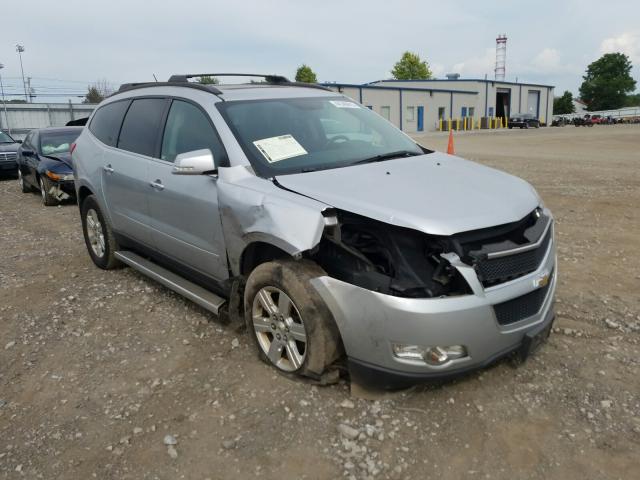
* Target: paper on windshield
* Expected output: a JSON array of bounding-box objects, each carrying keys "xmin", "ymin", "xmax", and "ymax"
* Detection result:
[
  {"xmin": 329, "ymin": 100, "xmax": 360, "ymax": 109},
  {"xmin": 253, "ymin": 134, "xmax": 308, "ymax": 163}
]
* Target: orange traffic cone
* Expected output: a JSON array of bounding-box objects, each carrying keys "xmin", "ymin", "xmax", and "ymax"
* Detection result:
[{"xmin": 447, "ymin": 128, "xmax": 455, "ymax": 155}]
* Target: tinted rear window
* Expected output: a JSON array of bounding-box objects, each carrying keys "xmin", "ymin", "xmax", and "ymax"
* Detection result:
[
  {"xmin": 89, "ymin": 100, "xmax": 130, "ymax": 147},
  {"xmin": 118, "ymin": 98, "xmax": 167, "ymax": 157}
]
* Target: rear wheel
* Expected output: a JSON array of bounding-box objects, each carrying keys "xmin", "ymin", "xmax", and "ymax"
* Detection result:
[
  {"xmin": 80, "ymin": 194, "xmax": 121, "ymax": 269},
  {"xmin": 39, "ymin": 176, "xmax": 58, "ymax": 206},
  {"xmin": 244, "ymin": 259, "xmax": 342, "ymax": 379}
]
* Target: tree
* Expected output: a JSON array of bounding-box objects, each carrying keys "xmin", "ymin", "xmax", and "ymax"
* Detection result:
[
  {"xmin": 197, "ymin": 75, "xmax": 219, "ymax": 85},
  {"xmin": 553, "ymin": 91, "xmax": 575, "ymax": 114},
  {"xmin": 295, "ymin": 64, "xmax": 318, "ymax": 83},
  {"xmin": 579, "ymin": 53, "xmax": 636, "ymax": 111},
  {"xmin": 624, "ymin": 93, "xmax": 640, "ymax": 107},
  {"xmin": 391, "ymin": 52, "xmax": 433, "ymax": 80},
  {"xmin": 83, "ymin": 79, "xmax": 112, "ymax": 104}
]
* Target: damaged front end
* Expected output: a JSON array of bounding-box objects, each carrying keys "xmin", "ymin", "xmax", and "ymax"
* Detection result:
[
  {"xmin": 306, "ymin": 206, "xmax": 551, "ymax": 300},
  {"xmin": 307, "ymin": 210, "xmax": 472, "ymax": 299}
]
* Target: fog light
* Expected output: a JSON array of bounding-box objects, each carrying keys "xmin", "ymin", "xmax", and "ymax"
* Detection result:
[
  {"xmin": 423, "ymin": 345, "xmax": 467, "ymax": 366},
  {"xmin": 392, "ymin": 344, "xmax": 425, "ymax": 361}
]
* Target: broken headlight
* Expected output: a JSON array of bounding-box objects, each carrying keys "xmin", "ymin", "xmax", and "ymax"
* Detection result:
[{"xmin": 310, "ymin": 211, "xmax": 471, "ymax": 298}]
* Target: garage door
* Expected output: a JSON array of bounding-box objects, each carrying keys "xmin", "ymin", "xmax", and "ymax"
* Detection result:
[{"xmin": 527, "ymin": 90, "xmax": 540, "ymax": 118}]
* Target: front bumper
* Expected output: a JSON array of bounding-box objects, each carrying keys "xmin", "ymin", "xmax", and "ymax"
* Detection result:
[
  {"xmin": 0, "ymin": 160, "xmax": 18, "ymax": 172},
  {"xmin": 47, "ymin": 179, "xmax": 76, "ymax": 200},
  {"xmin": 311, "ymin": 229, "xmax": 556, "ymax": 387}
]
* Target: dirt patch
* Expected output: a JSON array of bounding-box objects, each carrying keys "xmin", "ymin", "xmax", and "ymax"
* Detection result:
[{"xmin": 1, "ymin": 125, "xmax": 639, "ymax": 479}]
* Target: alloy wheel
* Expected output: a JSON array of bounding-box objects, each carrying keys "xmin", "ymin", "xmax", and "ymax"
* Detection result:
[
  {"xmin": 251, "ymin": 286, "xmax": 307, "ymax": 372},
  {"xmin": 86, "ymin": 208, "xmax": 106, "ymax": 258},
  {"xmin": 39, "ymin": 178, "xmax": 47, "ymax": 203}
]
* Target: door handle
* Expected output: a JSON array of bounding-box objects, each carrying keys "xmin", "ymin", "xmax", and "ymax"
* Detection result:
[
  {"xmin": 149, "ymin": 180, "xmax": 165, "ymax": 191},
  {"xmin": 103, "ymin": 164, "xmax": 114, "ymax": 173}
]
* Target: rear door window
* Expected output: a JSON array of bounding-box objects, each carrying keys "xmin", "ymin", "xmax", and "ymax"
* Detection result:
[
  {"xmin": 89, "ymin": 100, "xmax": 130, "ymax": 147},
  {"xmin": 118, "ymin": 98, "xmax": 167, "ymax": 157}
]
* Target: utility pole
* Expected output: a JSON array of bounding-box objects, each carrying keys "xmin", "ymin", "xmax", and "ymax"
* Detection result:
[
  {"xmin": 26, "ymin": 77, "xmax": 34, "ymax": 102},
  {"xmin": 0, "ymin": 63, "xmax": 11, "ymax": 134},
  {"xmin": 16, "ymin": 44, "xmax": 28, "ymax": 103}
]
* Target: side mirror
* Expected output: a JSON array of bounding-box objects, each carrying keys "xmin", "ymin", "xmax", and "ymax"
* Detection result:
[
  {"xmin": 16, "ymin": 139, "xmax": 23, "ymax": 144},
  {"xmin": 172, "ymin": 149, "xmax": 216, "ymax": 175}
]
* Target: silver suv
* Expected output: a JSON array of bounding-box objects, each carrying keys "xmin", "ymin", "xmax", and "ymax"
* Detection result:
[{"xmin": 72, "ymin": 73, "xmax": 556, "ymax": 388}]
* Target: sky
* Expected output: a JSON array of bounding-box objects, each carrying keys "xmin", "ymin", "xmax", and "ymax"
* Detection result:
[{"xmin": 0, "ymin": 0, "xmax": 639, "ymax": 103}]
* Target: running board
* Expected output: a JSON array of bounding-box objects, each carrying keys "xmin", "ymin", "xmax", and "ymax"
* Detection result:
[{"xmin": 114, "ymin": 251, "xmax": 226, "ymax": 315}]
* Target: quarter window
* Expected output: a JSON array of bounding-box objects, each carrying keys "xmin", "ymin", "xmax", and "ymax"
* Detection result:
[
  {"xmin": 160, "ymin": 100, "xmax": 225, "ymax": 163},
  {"xmin": 118, "ymin": 98, "xmax": 167, "ymax": 157},
  {"xmin": 89, "ymin": 100, "xmax": 130, "ymax": 147}
]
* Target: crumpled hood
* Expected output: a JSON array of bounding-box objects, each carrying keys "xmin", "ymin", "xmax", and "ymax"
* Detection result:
[
  {"xmin": 42, "ymin": 152, "xmax": 73, "ymax": 170},
  {"xmin": 275, "ymin": 152, "xmax": 540, "ymax": 236}
]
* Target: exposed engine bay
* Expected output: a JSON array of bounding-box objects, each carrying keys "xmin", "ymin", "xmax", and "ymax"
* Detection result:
[{"xmin": 308, "ymin": 208, "xmax": 549, "ymax": 298}]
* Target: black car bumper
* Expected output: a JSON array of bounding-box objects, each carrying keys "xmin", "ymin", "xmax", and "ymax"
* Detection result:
[{"xmin": 0, "ymin": 160, "xmax": 18, "ymax": 173}]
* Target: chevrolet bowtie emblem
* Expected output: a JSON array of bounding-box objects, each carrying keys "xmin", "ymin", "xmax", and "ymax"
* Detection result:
[{"xmin": 534, "ymin": 272, "xmax": 551, "ymax": 289}]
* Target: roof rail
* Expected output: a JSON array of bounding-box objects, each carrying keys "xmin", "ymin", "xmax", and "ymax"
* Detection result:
[
  {"xmin": 168, "ymin": 73, "xmax": 290, "ymax": 83},
  {"xmin": 115, "ymin": 81, "xmax": 222, "ymax": 95},
  {"xmin": 167, "ymin": 73, "xmax": 333, "ymax": 92}
]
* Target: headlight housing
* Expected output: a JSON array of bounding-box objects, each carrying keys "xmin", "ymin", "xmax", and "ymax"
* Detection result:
[{"xmin": 45, "ymin": 170, "xmax": 73, "ymax": 182}]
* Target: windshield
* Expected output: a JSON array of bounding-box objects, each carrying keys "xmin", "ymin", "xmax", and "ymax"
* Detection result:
[
  {"xmin": 217, "ymin": 97, "xmax": 424, "ymax": 176},
  {"xmin": 0, "ymin": 131, "xmax": 14, "ymax": 143},
  {"xmin": 39, "ymin": 131, "xmax": 81, "ymax": 155}
]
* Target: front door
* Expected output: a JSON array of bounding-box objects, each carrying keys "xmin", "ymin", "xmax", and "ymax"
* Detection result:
[
  {"xmin": 417, "ymin": 106, "xmax": 424, "ymax": 132},
  {"xmin": 146, "ymin": 99, "xmax": 228, "ymax": 280}
]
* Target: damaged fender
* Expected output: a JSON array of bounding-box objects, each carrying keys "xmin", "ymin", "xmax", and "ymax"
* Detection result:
[{"xmin": 217, "ymin": 166, "xmax": 331, "ymax": 276}]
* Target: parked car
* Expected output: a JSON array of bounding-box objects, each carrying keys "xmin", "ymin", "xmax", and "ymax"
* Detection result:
[
  {"xmin": 72, "ymin": 73, "xmax": 556, "ymax": 388},
  {"xmin": 0, "ymin": 130, "xmax": 21, "ymax": 176},
  {"xmin": 574, "ymin": 115, "xmax": 595, "ymax": 127},
  {"xmin": 508, "ymin": 113, "xmax": 540, "ymax": 129},
  {"xmin": 551, "ymin": 116, "xmax": 569, "ymax": 127},
  {"xmin": 17, "ymin": 127, "xmax": 83, "ymax": 205}
]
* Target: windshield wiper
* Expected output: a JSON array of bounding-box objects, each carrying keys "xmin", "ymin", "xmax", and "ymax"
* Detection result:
[{"xmin": 348, "ymin": 150, "xmax": 420, "ymax": 166}]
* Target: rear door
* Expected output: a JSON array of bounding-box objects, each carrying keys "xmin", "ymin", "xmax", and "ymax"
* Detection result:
[
  {"xmin": 146, "ymin": 99, "xmax": 229, "ymax": 280},
  {"xmin": 98, "ymin": 98, "xmax": 167, "ymax": 246}
]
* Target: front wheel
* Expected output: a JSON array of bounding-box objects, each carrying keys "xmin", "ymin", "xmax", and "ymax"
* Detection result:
[
  {"xmin": 80, "ymin": 194, "xmax": 121, "ymax": 269},
  {"xmin": 39, "ymin": 176, "xmax": 59, "ymax": 206},
  {"xmin": 244, "ymin": 259, "xmax": 342, "ymax": 379}
]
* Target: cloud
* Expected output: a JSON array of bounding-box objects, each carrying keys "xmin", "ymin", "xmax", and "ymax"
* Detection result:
[
  {"xmin": 599, "ymin": 31, "xmax": 640, "ymax": 64},
  {"xmin": 450, "ymin": 48, "xmax": 496, "ymax": 78}
]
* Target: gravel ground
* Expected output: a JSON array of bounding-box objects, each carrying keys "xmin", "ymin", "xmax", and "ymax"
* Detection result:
[{"xmin": 1, "ymin": 125, "xmax": 639, "ymax": 479}]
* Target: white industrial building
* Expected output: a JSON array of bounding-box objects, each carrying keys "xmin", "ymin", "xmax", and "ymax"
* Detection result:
[{"xmin": 323, "ymin": 78, "xmax": 554, "ymax": 133}]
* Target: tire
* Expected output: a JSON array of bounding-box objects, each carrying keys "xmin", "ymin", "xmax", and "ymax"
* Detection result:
[
  {"xmin": 244, "ymin": 259, "xmax": 342, "ymax": 379},
  {"xmin": 80, "ymin": 194, "xmax": 121, "ymax": 269},
  {"xmin": 18, "ymin": 169, "xmax": 32, "ymax": 193},
  {"xmin": 39, "ymin": 176, "xmax": 59, "ymax": 206}
]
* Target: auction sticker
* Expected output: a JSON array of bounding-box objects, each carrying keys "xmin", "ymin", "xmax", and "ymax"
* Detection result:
[
  {"xmin": 329, "ymin": 100, "xmax": 360, "ymax": 109},
  {"xmin": 253, "ymin": 135, "xmax": 308, "ymax": 163}
]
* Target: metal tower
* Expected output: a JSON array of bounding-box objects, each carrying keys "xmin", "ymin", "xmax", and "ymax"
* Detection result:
[{"xmin": 495, "ymin": 35, "xmax": 507, "ymax": 81}]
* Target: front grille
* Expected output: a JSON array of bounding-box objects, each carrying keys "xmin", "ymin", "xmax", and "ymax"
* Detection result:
[
  {"xmin": 493, "ymin": 270, "xmax": 554, "ymax": 325},
  {"xmin": 475, "ymin": 226, "xmax": 552, "ymax": 287},
  {"xmin": 0, "ymin": 152, "xmax": 17, "ymax": 162}
]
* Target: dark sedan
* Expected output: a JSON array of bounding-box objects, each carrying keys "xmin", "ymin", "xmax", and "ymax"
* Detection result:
[
  {"xmin": 508, "ymin": 113, "xmax": 540, "ymax": 129},
  {"xmin": 17, "ymin": 127, "xmax": 82, "ymax": 206},
  {"xmin": 0, "ymin": 130, "xmax": 21, "ymax": 176}
]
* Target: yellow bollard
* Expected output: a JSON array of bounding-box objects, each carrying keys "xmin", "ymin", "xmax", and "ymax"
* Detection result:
[
  {"xmin": 448, "ymin": 118, "xmax": 451, "ymax": 131},
  {"xmin": 439, "ymin": 118, "xmax": 443, "ymax": 131},
  {"xmin": 464, "ymin": 117, "xmax": 467, "ymax": 131}
]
